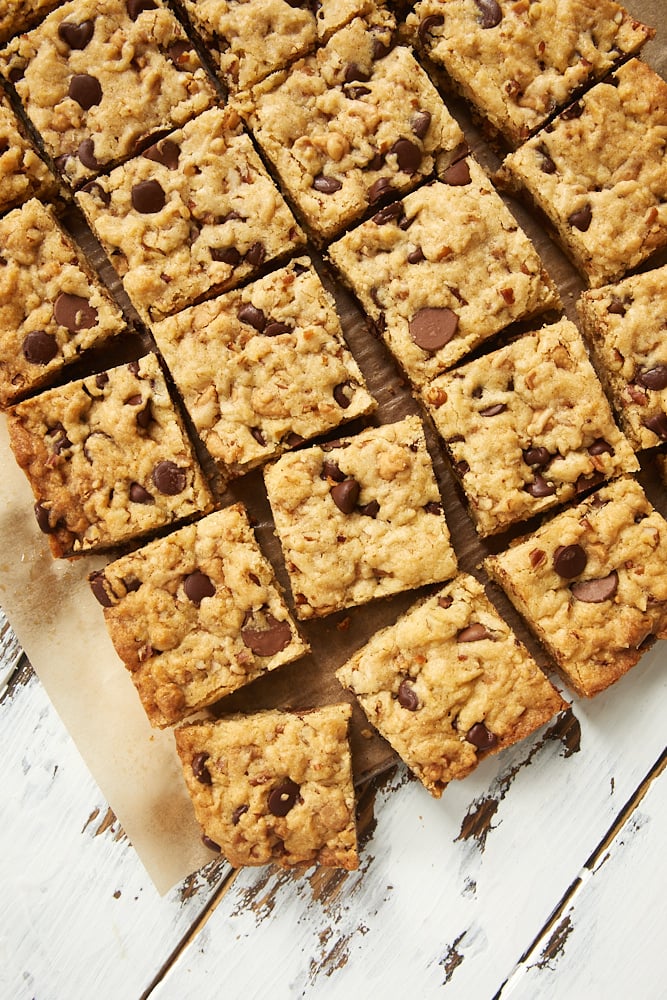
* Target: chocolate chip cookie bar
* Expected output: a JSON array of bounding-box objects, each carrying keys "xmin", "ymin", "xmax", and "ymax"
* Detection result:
[
  {"xmin": 7, "ymin": 352, "xmax": 213, "ymax": 557},
  {"xmin": 264, "ymin": 414, "xmax": 458, "ymax": 619},
  {"xmin": 238, "ymin": 13, "xmax": 466, "ymax": 243},
  {"xmin": 175, "ymin": 704, "xmax": 359, "ymax": 869},
  {"xmin": 422, "ymin": 318, "xmax": 639, "ymax": 536},
  {"xmin": 90, "ymin": 504, "xmax": 308, "ymax": 727},
  {"xmin": 496, "ymin": 59, "xmax": 667, "ymax": 288},
  {"xmin": 0, "ymin": 96, "xmax": 56, "ymax": 214},
  {"xmin": 485, "ymin": 477, "xmax": 667, "ymax": 697},
  {"xmin": 0, "ymin": 198, "xmax": 127, "ymax": 407},
  {"xmin": 151, "ymin": 257, "xmax": 376, "ymax": 478},
  {"xmin": 577, "ymin": 265, "xmax": 667, "ymax": 450},
  {"xmin": 76, "ymin": 106, "xmax": 305, "ymax": 324},
  {"xmin": 336, "ymin": 573, "xmax": 566, "ymax": 795},
  {"xmin": 408, "ymin": 0, "xmax": 655, "ymax": 148},
  {"xmin": 328, "ymin": 160, "xmax": 560, "ymax": 388},
  {"xmin": 0, "ymin": 0, "xmax": 217, "ymax": 188}
]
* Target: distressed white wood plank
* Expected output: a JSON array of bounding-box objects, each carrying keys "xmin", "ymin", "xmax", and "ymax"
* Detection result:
[
  {"xmin": 0, "ymin": 669, "xmax": 230, "ymax": 1000},
  {"xmin": 500, "ymin": 759, "xmax": 667, "ymax": 1000},
  {"xmin": 150, "ymin": 646, "xmax": 666, "ymax": 1000},
  {"xmin": 0, "ymin": 607, "xmax": 22, "ymax": 697}
]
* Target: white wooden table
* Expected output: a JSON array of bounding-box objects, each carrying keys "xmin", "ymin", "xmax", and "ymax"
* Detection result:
[{"xmin": 2, "ymin": 603, "xmax": 665, "ymax": 1000}]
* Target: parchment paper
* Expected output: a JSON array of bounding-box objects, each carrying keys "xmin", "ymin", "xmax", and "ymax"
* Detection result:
[{"xmin": 0, "ymin": 0, "xmax": 664, "ymax": 894}]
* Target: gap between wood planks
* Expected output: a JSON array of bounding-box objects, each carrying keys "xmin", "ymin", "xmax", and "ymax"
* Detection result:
[{"xmin": 493, "ymin": 746, "xmax": 667, "ymax": 999}]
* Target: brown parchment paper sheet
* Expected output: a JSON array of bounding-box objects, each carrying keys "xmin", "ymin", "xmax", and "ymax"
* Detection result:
[{"xmin": 0, "ymin": 0, "xmax": 664, "ymax": 894}]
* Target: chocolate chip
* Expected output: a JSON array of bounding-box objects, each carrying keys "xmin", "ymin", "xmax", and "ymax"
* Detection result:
[
  {"xmin": 129, "ymin": 482, "xmax": 153, "ymax": 504},
  {"xmin": 344, "ymin": 62, "xmax": 370, "ymax": 84},
  {"xmin": 391, "ymin": 138, "xmax": 422, "ymax": 174},
  {"xmin": 127, "ymin": 0, "xmax": 157, "ymax": 18},
  {"xmin": 372, "ymin": 201, "xmax": 404, "ymax": 225},
  {"xmin": 22, "ymin": 328, "xmax": 58, "ymax": 366},
  {"xmin": 54, "ymin": 292, "xmax": 98, "ymax": 331},
  {"xmin": 95, "ymin": 372, "xmax": 109, "ymax": 389},
  {"xmin": 241, "ymin": 614, "xmax": 292, "ymax": 656},
  {"xmin": 264, "ymin": 320, "xmax": 292, "ymax": 337},
  {"xmin": 82, "ymin": 180, "xmax": 110, "ymax": 206},
  {"xmin": 561, "ymin": 101, "xmax": 584, "ymax": 120},
  {"xmin": 636, "ymin": 366, "xmax": 667, "ymax": 391},
  {"xmin": 523, "ymin": 446, "xmax": 551, "ymax": 467},
  {"xmin": 77, "ymin": 138, "xmax": 98, "ymax": 169},
  {"xmin": 131, "ymin": 179, "xmax": 166, "ymax": 214},
  {"xmin": 525, "ymin": 474, "xmax": 556, "ymax": 497},
  {"xmin": 89, "ymin": 570, "xmax": 113, "ymax": 607},
  {"xmin": 407, "ymin": 246, "xmax": 425, "ymax": 264},
  {"xmin": 466, "ymin": 722, "xmax": 498, "ymax": 751},
  {"xmin": 411, "ymin": 110, "xmax": 432, "ymax": 139},
  {"xmin": 58, "ymin": 19, "xmax": 95, "ymax": 48},
  {"xmin": 152, "ymin": 460, "xmax": 186, "ymax": 495},
  {"xmin": 553, "ymin": 543, "xmax": 587, "ymax": 579},
  {"xmin": 245, "ymin": 242, "xmax": 265, "ymax": 267},
  {"xmin": 588, "ymin": 438, "xmax": 613, "ymax": 456},
  {"xmin": 424, "ymin": 501, "xmax": 443, "ymax": 515},
  {"xmin": 576, "ymin": 470, "xmax": 604, "ymax": 493},
  {"xmin": 644, "ymin": 412, "xmax": 667, "ymax": 439},
  {"xmin": 135, "ymin": 401, "xmax": 152, "ymax": 430},
  {"xmin": 442, "ymin": 158, "xmax": 471, "ymax": 186},
  {"xmin": 409, "ymin": 307, "xmax": 459, "ymax": 351},
  {"xmin": 418, "ymin": 13, "xmax": 444, "ymax": 45},
  {"xmin": 201, "ymin": 834, "xmax": 221, "ymax": 852},
  {"xmin": 539, "ymin": 146, "xmax": 557, "ymax": 174},
  {"xmin": 168, "ymin": 40, "xmax": 191, "ymax": 66},
  {"xmin": 237, "ymin": 303, "xmax": 266, "ymax": 331},
  {"xmin": 438, "ymin": 595, "xmax": 454, "ymax": 609},
  {"xmin": 474, "ymin": 0, "xmax": 502, "ymax": 28},
  {"xmin": 607, "ymin": 296, "xmax": 626, "ymax": 315},
  {"xmin": 192, "ymin": 752, "xmax": 212, "ymax": 785},
  {"xmin": 250, "ymin": 427, "xmax": 266, "ymax": 447},
  {"xmin": 284, "ymin": 432, "xmax": 304, "ymax": 448},
  {"xmin": 68, "ymin": 73, "xmax": 102, "ymax": 110},
  {"xmin": 568, "ymin": 204, "xmax": 592, "ymax": 231},
  {"xmin": 232, "ymin": 804, "xmax": 248, "ymax": 825},
  {"xmin": 368, "ymin": 177, "xmax": 393, "ymax": 204},
  {"xmin": 457, "ymin": 623, "xmax": 492, "ymax": 642},
  {"xmin": 345, "ymin": 84, "xmax": 371, "ymax": 99},
  {"xmin": 331, "ymin": 478, "xmax": 360, "ymax": 513},
  {"xmin": 34, "ymin": 501, "xmax": 55, "ymax": 534},
  {"xmin": 184, "ymin": 571, "xmax": 216, "ymax": 606},
  {"xmin": 333, "ymin": 382, "xmax": 353, "ymax": 408},
  {"xmin": 359, "ymin": 499, "xmax": 380, "ymax": 518},
  {"xmin": 267, "ymin": 778, "xmax": 300, "ymax": 817},
  {"xmin": 211, "ymin": 246, "xmax": 242, "ymax": 266},
  {"xmin": 313, "ymin": 174, "xmax": 342, "ymax": 194},
  {"xmin": 479, "ymin": 402, "xmax": 506, "ymax": 417},
  {"xmin": 143, "ymin": 138, "xmax": 180, "ymax": 170},
  {"xmin": 367, "ymin": 150, "xmax": 384, "ymax": 170},
  {"xmin": 321, "ymin": 460, "xmax": 346, "ymax": 482},
  {"xmin": 571, "ymin": 571, "xmax": 618, "ymax": 603},
  {"xmin": 397, "ymin": 679, "xmax": 419, "ymax": 711}
]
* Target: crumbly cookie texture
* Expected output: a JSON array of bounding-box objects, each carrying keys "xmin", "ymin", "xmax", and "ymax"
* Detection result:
[
  {"xmin": 238, "ymin": 13, "xmax": 466, "ymax": 244},
  {"xmin": 337, "ymin": 573, "xmax": 566, "ymax": 795},
  {"xmin": 408, "ymin": 0, "xmax": 655, "ymax": 148},
  {"xmin": 0, "ymin": 0, "xmax": 62, "ymax": 45},
  {"xmin": 76, "ymin": 106, "xmax": 305, "ymax": 324},
  {"xmin": 0, "ymin": 96, "xmax": 56, "ymax": 214},
  {"xmin": 496, "ymin": 59, "xmax": 667, "ymax": 288},
  {"xmin": 264, "ymin": 414, "xmax": 458, "ymax": 619},
  {"xmin": 421, "ymin": 318, "xmax": 639, "ymax": 536},
  {"xmin": 0, "ymin": 198, "xmax": 126, "ymax": 407},
  {"xmin": 89, "ymin": 504, "xmax": 308, "ymax": 728},
  {"xmin": 485, "ymin": 477, "xmax": 667, "ymax": 698},
  {"xmin": 7, "ymin": 352, "xmax": 213, "ymax": 558},
  {"xmin": 151, "ymin": 257, "xmax": 376, "ymax": 478},
  {"xmin": 0, "ymin": 0, "xmax": 216, "ymax": 188},
  {"xmin": 328, "ymin": 160, "xmax": 560, "ymax": 388},
  {"xmin": 175, "ymin": 704, "xmax": 359, "ymax": 870},
  {"xmin": 577, "ymin": 265, "xmax": 667, "ymax": 450}
]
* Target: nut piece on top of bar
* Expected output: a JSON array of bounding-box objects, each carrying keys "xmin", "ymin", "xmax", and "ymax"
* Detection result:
[
  {"xmin": 175, "ymin": 704, "xmax": 359, "ymax": 870},
  {"xmin": 76, "ymin": 106, "xmax": 306, "ymax": 325},
  {"xmin": 328, "ymin": 159, "xmax": 560, "ymax": 388},
  {"xmin": 0, "ymin": 199, "xmax": 127, "ymax": 408},
  {"xmin": 421, "ymin": 317, "xmax": 639, "ymax": 537},
  {"xmin": 408, "ymin": 0, "xmax": 655, "ymax": 148},
  {"xmin": 496, "ymin": 59, "xmax": 667, "ymax": 288},
  {"xmin": 0, "ymin": 97, "xmax": 56, "ymax": 215},
  {"xmin": 264, "ymin": 414, "xmax": 458, "ymax": 619},
  {"xmin": 89, "ymin": 504, "xmax": 309, "ymax": 728},
  {"xmin": 0, "ymin": 0, "xmax": 217, "ymax": 188},
  {"xmin": 337, "ymin": 572, "xmax": 566, "ymax": 796},
  {"xmin": 238, "ymin": 11, "xmax": 466, "ymax": 244},
  {"xmin": 577, "ymin": 264, "xmax": 667, "ymax": 451},
  {"xmin": 7, "ymin": 352, "xmax": 213, "ymax": 558},
  {"xmin": 151, "ymin": 257, "xmax": 376, "ymax": 479},
  {"xmin": 485, "ymin": 477, "xmax": 667, "ymax": 698}
]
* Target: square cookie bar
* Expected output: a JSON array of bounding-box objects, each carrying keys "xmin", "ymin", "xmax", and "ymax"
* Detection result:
[
  {"xmin": 421, "ymin": 318, "xmax": 639, "ymax": 536},
  {"xmin": 0, "ymin": 96, "xmax": 56, "ymax": 214},
  {"xmin": 337, "ymin": 573, "xmax": 566, "ymax": 796},
  {"xmin": 328, "ymin": 160, "xmax": 560, "ymax": 388},
  {"xmin": 175, "ymin": 704, "xmax": 359, "ymax": 869},
  {"xmin": 497, "ymin": 59, "xmax": 667, "ymax": 288},
  {"xmin": 577, "ymin": 265, "xmax": 667, "ymax": 450},
  {"xmin": 90, "ymin": 504, "xmax": 308, "ymax": 727},
  {"xmin": 485, "ymin": 477, "xmax": 667, "ymax": 697},
  {"xmin": 264, "ymin": 414, "xmax": 458, "ymax": 619},
  {"xmin": 7, "ymin": 352, "xmax": 213, "ymax": 557},
  {"xmin": 239, "ymin": 13, "xmax": 466, "ymax": 244},
  {"xmin": 76, "ymin": 106, "xmax": 305, "ymax": 324},
  {"xmin": 0, "ymin": 0, "xmax": 216, "ymax": 188},
  {"xmin": 408, "ymin": 0, "xmax": 654, "ymax": 147},
  {"xmin": 151, "ymin": 257, "xmax": 376, "ymax": 478},
  {"xmin": 0, "ymin": 198, "xmax": 126, "ymax": 407}
]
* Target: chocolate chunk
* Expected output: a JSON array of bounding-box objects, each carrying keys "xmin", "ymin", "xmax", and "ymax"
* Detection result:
[
  {"xmin": 250, "ymin": 427, "xmax": 266, "ymax": 447},
  {"xmin": 95, "ymin": 372, "xmax": 109, "ymax": 389},
  {"xmin": 241, "ymin": 614, "xmax": 292, "ymax": 657},
  {"xmin": 372, "ymin": 201, "xmax": 404, "ymax": 225},
  {"xmin": 331, "ymin": 478, "xmax": 360, "ymax": 514},
  {"xmin": 135, "ymin": 401, "xmax": 152, "ymax": 430},
  {"xmin": 345, "ymin": 84, "xmax": 371, "ymax": 100},
  {"xmin": 183, "ymin": 570, "xmax": 216, "ymax": 606},
  {"xmin": 553, "ymin": 543, "xmax": 587, "ymax": 579},
  {"xmin": 607, "ymin": 296, "xmax": 626, "ymax": 315},
  {"xmin": 333, "ymin": 382, "xmax": 353, "ymax": 408},
  {"xmin": 397, "ymin": 679, "xmax": 419, "ymax": 711},
  {"xmin": 474, "ymin": 0, "xmax": 502, "ymax": 28},
  {"xmin": 359, "ymin": 499, "xmax": 380, "ymax": 518},
  {"xmin": 321, "ymin": 460, "xmax": 346, "ymax": 482},
  {"xmin": 571, "ymin": 571, "xmax": 618, "ymax": 603},
  {"xmin": 131, "ymin": 179, "xmax": 166, "ymax": 214},
  {"xmin": 457, "ymin": 623, "xmax": 492, "ymax": 642},
  {"xmin": 479, "ymin": 402, "xmax": 506, "ymax": 417},
  {"xmin": 344, "ymin": 62, "xmax": 370, "ymax": 84},
  {"xmin": 268, "ymin": 778, "xmax": 300, "ymax": 816},
  {"xmin": 143, "ymin": 138, "xmax": 180, "ymax": 170},
  {"xmin": 525, "ymin": 473, "xmax": 556, "ymax": 497},
  {"xmin": 424, "ymin": 501, "xmax": 443, "ymax": 515},
  {"xmin": 232, "ymin": 804, "xmax": 248, "ymax": 825},
  {"xmin": 129, "ymin": 482, "xmax": 153, "ymax": 504},
  {"xmin": 407, "ymin": 246, "xmax": 425, "ymax": 264},
  {"xmin": 568, "ymin": 204, "xmax": 592, "ymax": 231},
  {"xmin": 636, "ymin": 365, "xmax": 667, "ymax": 391},
  {"xmin": 442, "ymin": 158, "xmax": 471, "ymax": 186},
  {"xmin": 368, "ymin": 176, "xmax": 393, "ymax": 204},
  {"xmin": 539, "ymin": 147, "xmax": 557, "ymax": 174},
  {"xmin": 576, "ymin": 470, "xmax": 604, "ymax": 493},
  {"xmin": 418, "ymin": 14, "xmax": 444, "ymax": 45},
  {"xmin": 82, "ymin": 180, "xmax": 110, "ymax": 206},
  {"xmin": 127, "ymin": 0, "xmax": 157, "ymax": 18},
  {"xmin": 168, "ymin": 40, "xmax": 191, "ymax": 66},
  {"xmin": 237, "ymin": 303, "xmax": 266, "ymax": 331},
  {"xmin": 77, "ymin": 138, "xmax": 98, "ymax": 169},
  {"xmin": 313, "ymin": 174, "xmax": 342, "ymax": 194},
  {"xmin": 466, "ymin": 722, "xmax": 498, "ymax": 751},
  {"xmin": 409, "ymin": 307, "xmax": 459, "ymax": 351},
  {"xmin": 644, "ymin": 412, "xmax": 667, "ymax": 439},
  {"xmin": 523, "ymin": 446, "xmax": 551, "ymax": 467},
  {"xmin": 264, "ymin": 320, "xmax": 292, "ymax": 337},
  {"xmin": 192, "ymin": 752, "xmax": 212, "ymax": 785},
  {"xmin": 438, "ymin": 595, "xmax": 454, "ymax": 609},
  {"xmin": 245, "ymin": 242, "xmax": 265, "ymax": 267},
  {"xmin": 22, "ymin": 330, "xmax": 58, "ymax": 365},
  {"xmin": 588, "ymin": 438, "xmax": 613, "ymax": 456},
  {"xmin": 211, "ymin": 246, "xmax": 242, "ymax": 266},
  {"xmin": 34, "ymin": 501, "xmax": 55, "ymax": 534},
  {"xmin": 68, "ymin": 74, "xmax": 102, "ymax": 110},
  {"xmin": 201, "ymin": 834, "xmax": 221, "ymax": 852},
  {"xmin": 411, "ymin": 110, "xmax": 432, "ymax": 139},
  {"xmin": 89, "ymin": 570, "xmax": 113, "ymax": 608},
  {"xmin": 367, "ymin": 150, "xmax": 384, "ymax": 171},
  {"xmin": 561, "ymin": 101, "xmax": 584, "ymax": 120},
  {"xmin": 284, "ymin": 432, "xmax": 304, "ymax": 448},
  {"xmin": 391, "ymin": 138, "xmax": 422, "ymax": 174},
  {"xmin": 54, "ymin": 292, "xmax": 98, "ymax": 332},
  {"xmin": 151, "ymin": 460, "xmax": 186, "ymax": 495},
  {"xmin": 58, "ymin": 19, "xmax": 95, "ymax": 49}
]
